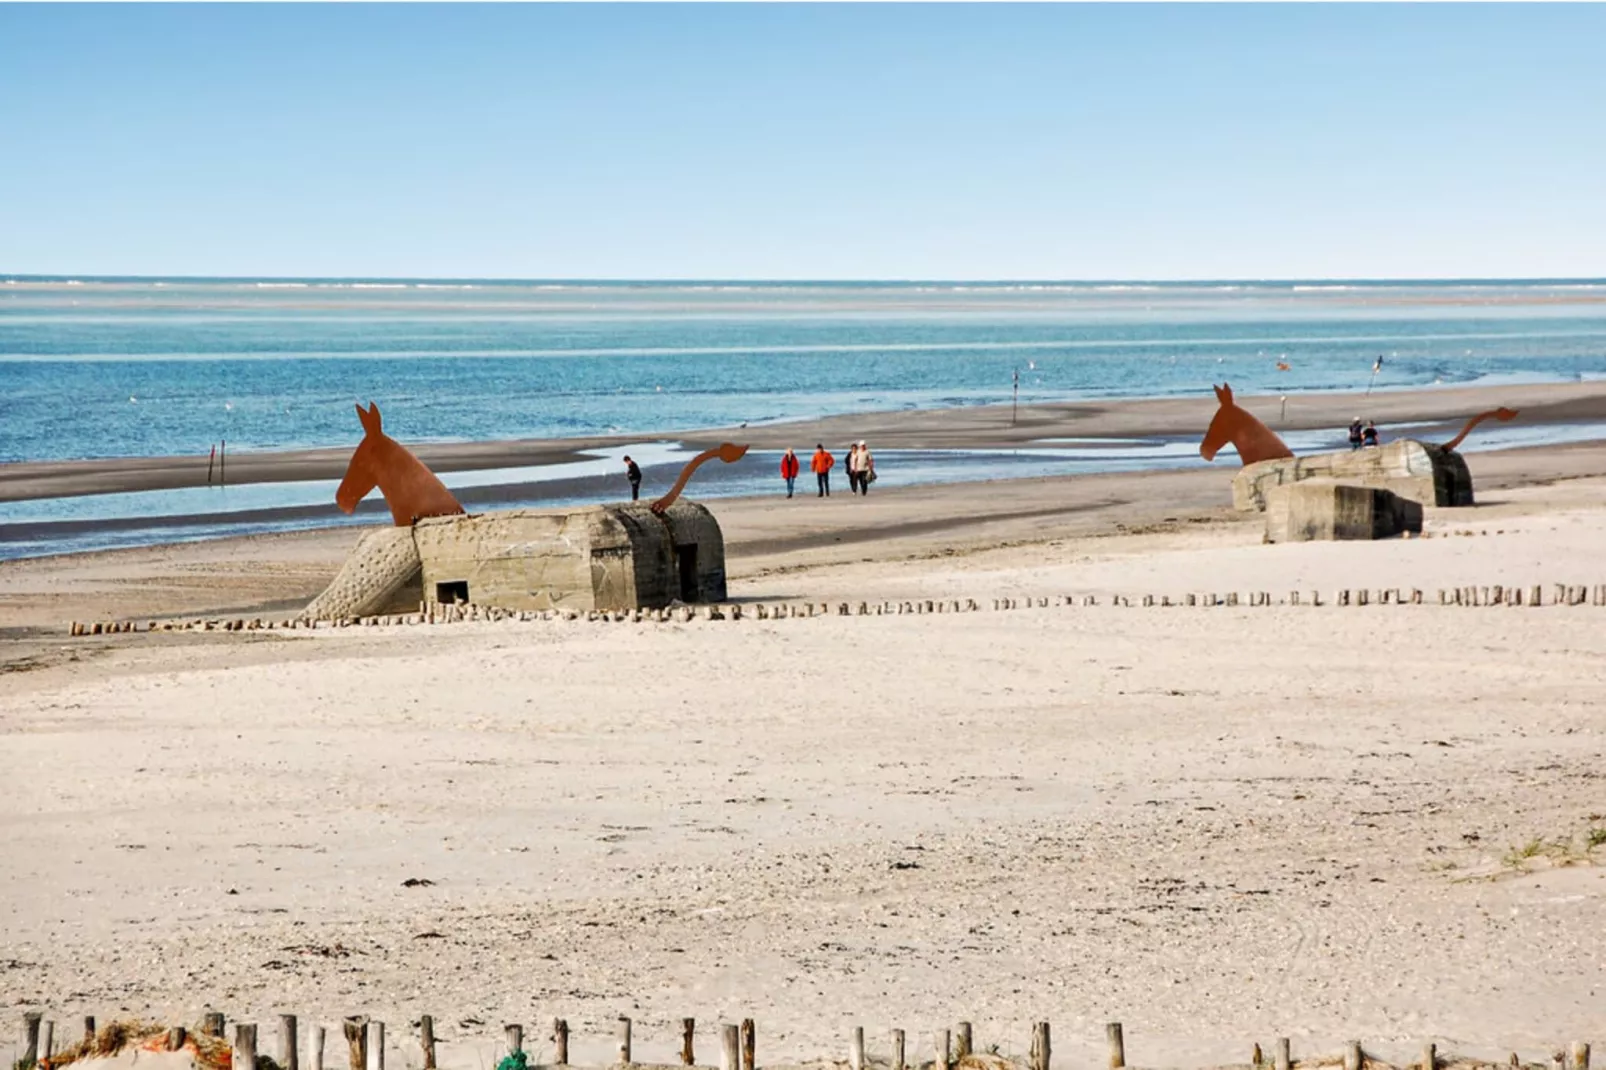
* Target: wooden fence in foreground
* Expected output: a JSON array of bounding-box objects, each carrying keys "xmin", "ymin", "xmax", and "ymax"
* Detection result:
[
  {"xmin": 61, "ymin": 581, "xmax": 1606, "ymax": 636},
  {"xmin": 14, "ymin": 1012, "xmax": 1596, "ymax": 1070}
]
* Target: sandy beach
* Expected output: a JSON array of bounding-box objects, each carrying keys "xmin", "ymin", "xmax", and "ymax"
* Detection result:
[{"xmin": 3, "ymin": 389, "xmax": 1606, "ymax": 1069}]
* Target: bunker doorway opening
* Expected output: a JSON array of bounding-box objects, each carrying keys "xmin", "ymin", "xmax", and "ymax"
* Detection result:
[
  {"xmin": 436, "ymin": 580, "xmax": 470, "ymax": 605},
  {"xmin": 676, "ymin": 544, "xmax": 699, "ymax": 602}
]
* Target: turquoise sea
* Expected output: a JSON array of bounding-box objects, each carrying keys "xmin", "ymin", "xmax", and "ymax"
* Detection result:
[{"xmin": 3, "ymin": 276, "xmax": 1605, "ymax": 557}]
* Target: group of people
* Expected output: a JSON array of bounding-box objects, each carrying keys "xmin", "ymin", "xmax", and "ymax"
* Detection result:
[
  {"xmin": 780, "ymin": 442, "xmax": 876, "ymax": 498},
  {"xmin": 625, "ymin": 442, "xmax": 878, "ymax": 503},
  {"xmin": 1347, "ymin": 418, "xmax": 1381, "ymax": 449}
]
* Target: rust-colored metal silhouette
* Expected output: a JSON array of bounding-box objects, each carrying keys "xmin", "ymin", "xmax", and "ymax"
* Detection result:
[
  {"xmin": 1199, "ymin": 383, "xmax": 1296, "ymax": 465},
  {"xmin": 336, "ymin": 402, "xmax": 466, "ymax": 526},
  {"xmin": 1200, "ymin": 385, "xmax": 1520, "ymax": 466},
  {"xmin": 1441, "ymin": 407, "xmax": 1519, "ymax": 452},
  {"xmin": 650, "ymin": 443, "xmax": 749, "ymax": 515}
]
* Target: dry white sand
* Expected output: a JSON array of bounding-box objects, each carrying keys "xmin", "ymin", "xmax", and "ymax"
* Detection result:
[{"xmin": 3, "ymin": 474, "xmax": 1605, "ymax": 1070}]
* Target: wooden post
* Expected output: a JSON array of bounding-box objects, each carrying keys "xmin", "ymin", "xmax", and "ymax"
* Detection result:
[
  {"xmin": 506, "ymin": 1025, "xmax": 524, "ymax": 1056},
  {"xmin": 1422, "ymin": 1043, "xmax": 1435, "ymax": 1070},
  {"xmin": 22, "ymin": 1015, "xmax": 41, "ymax": 1060},
  {"xmin": 168, "ymin": 1028, "xmax": 187, "ymax": 1053},
  {"xmin": 721, "ymin": 1025, "xmax": 740, "ymax": 1070},
  {"xmin": 936, "ymin": 1030, "xmax": 951, "ymax": 1070},
  {"xmin": 281, "ymin": 1016, "xmax": 300, "ymax": 1070},
  {"xmin": 1106, "ymin": 1024, "xmax": 1125, "ymax": 1069},
  {"xmin": 235, "ymin": 1024, "xmax": 259, "ymax": 1070},
  {"xmin": 1031, "ymin": 1023, "xmax": 1050, "ymax": 1070},
  {"xmin": 553, "ymin": 1021, "xmax": 569, "ymax": 1066},
  {"xmin": 1570, "ymin": 1042, "xmax": 1591, "ymax": 1070},
  {"xmin": 617, "ymin": 1018, "xmax": 632, "ymax": 1066},
  {"xmin": 741, "ymin": 1019, "xmax": 755, "ymax": 1070},
  {"xmin": 365, "ymin": 1022, "xmax": 384, "ymax": 1070},
  {"xmin": 343, "ymin": 1018, "xmax": 367, "ymax": 1070},
  {"xmin": 681, "ymin": 1020, "xmax": 696, "ymax": 1066},
  {"xmin": 849, "ymin": 1028, "xmax": 865, "ymax": 1070},
  {"xmin": 956, "ymin": 1023, "xmax": 972, "ymax": 1060},
  {"xmin": 1275, "ymin": 1039, "xmax": 1291, "ymax": 1070},
  {"xmin": 313, "ymin": 1027, "xmax": 326, "ymax": 1070},
  {"xmin": 892, "ymin": 1029, "xmax": 906, "ymax": 1070},
  {"xmin": 419, "ymin": 1018, "xmax": 434, "ymax": 1070},
  {"xmin": 1344, "ymin": 1042, "xmax": 1362, "ymax": 1070}
]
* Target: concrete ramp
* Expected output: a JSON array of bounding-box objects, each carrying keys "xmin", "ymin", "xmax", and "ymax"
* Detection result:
[{"xmin": 303, "ymin": 527, "xmax": 423, "ymax": 620}]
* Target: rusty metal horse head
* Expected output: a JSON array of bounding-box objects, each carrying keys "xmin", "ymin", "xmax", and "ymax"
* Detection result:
[
  {"xmin": 336, "ymin": 402, "xmax": 465, "ymax": 526},
  {"xmin": 1199, "ymin": 383, "xmax": 1296, "ymax": 466}
]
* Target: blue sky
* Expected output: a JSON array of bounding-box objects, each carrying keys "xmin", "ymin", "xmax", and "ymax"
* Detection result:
[{"xmin": 2, "ymin": 3, "xmax": 1603, "ymax": 280}]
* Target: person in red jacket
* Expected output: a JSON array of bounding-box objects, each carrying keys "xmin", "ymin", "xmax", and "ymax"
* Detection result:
[
  {"xmin": 811, "ymin": 443, "xmax": 834, "ymax": 497},
  {"xmin": 779, "ymin": 448, "xmax": 800, "ymax": 498}
]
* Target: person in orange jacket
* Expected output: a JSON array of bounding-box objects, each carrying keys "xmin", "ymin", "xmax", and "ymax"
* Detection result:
[
  {"xmin": 780, "ymin": 448, "xmax": 800, "ymax": 498},
  {"xmin": 811, "ymin": 443, "xmax": 834, "ymax": 497}
]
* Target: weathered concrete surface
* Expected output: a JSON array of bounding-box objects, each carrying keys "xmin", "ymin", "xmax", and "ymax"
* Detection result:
[
  {"xmin": 1234, "ymin": 439, "xmax": 1473, "ymax": 512},
  {"xmin": 411, "ymin": 499, "xmax": 727, "ymax": 612},
  {"xmin": 302, "ymin": 526, "xmax": 423, "ymax": 620},
  {"xmin": 1264, "ymin": 482, "xmax": 1424, "ymax": 543}
]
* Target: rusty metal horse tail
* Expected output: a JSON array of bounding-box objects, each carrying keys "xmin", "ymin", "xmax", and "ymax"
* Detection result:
[
  {"xmin": 1440, "ymin": 407, "xmax": 1518, "ymax": 452},
  {"xmin": 650, "ymin": 443, "xmax": 749, "ymax": 514}
]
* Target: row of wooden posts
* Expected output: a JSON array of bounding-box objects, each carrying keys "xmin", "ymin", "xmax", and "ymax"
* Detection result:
[
  {"xmin": 64, "ymin": 581, "xmax": 1606, "ymax": 636},
  {"xmin": 15, "ymin": 1014, "xmax": 1596, "ymax": 1070}
]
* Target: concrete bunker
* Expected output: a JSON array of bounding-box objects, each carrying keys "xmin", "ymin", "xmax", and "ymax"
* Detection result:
[
  {"xmin": 415, "ymin": 499, "xmax": 727, "ymax": 612},
  {"xmin": 1233, "ymin": 439, "xmax": 1473, "ymax": 512},
  {"xmin": 303, "ymin": 499, "xmax": 729, "ymax": 620},
  {"xmin": 1263, "ymin": 482, "xmax": 1424, "ymax": 543}
]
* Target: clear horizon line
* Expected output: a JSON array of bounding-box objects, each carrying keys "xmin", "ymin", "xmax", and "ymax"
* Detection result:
[{"xmin": 5, "ymin": 271, "xmax": 1606, "ymax": 285}]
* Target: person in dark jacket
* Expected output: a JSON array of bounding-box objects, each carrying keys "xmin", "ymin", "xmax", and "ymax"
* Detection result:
[{"xmin": 624, "ymin": 455, "xmax": 642, "ymax": 500}]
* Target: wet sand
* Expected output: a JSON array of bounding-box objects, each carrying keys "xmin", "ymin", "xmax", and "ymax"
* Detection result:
[
  {"xmin": 5, "ymin": 434, "xmax": 1606, "ymax": 637},
  {"xmin": 6, "ymin": 380, "xmax": 1606, "ymax": 502}
]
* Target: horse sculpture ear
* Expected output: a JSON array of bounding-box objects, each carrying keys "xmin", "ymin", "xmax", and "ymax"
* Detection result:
[
  {"xmin": 1215, "ymin": 383, "xmax": 1233, "ymax": 404},
  {"xmin": 356, "ymin": 402, "xmax": 382, "ymax": 435}
]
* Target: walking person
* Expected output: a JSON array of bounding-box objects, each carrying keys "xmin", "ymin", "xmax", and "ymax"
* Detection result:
[
  {"xmin": 623, "ymin": 455, "xmax": 642, "ymax": 501},
  {"xmin": 845, "ymin": 442, "xmax": 861, "ymax": 494},
  {"xmin": 856, "ymin": 441, "xmax": 875, "ymax": 494},
  {"xmin": 1348, "ymin": 418, "xmax": 1364, "ymax": 450},
  {"xmin": 1362, "ymin": 421, "xmax": 1380, "ymax": 447},
  {"xmin": 811, "ymin": 443, "xmax": 834, "ymax": 497},
  {"xmin": 780, "ymin": 448, "xmax": 800, "ymax": 498}
]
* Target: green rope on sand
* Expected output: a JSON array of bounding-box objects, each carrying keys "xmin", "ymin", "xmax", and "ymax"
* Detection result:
[{"xmin": 496, "ymin": 1053, "xmax": 529, "ymax": 1070}]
